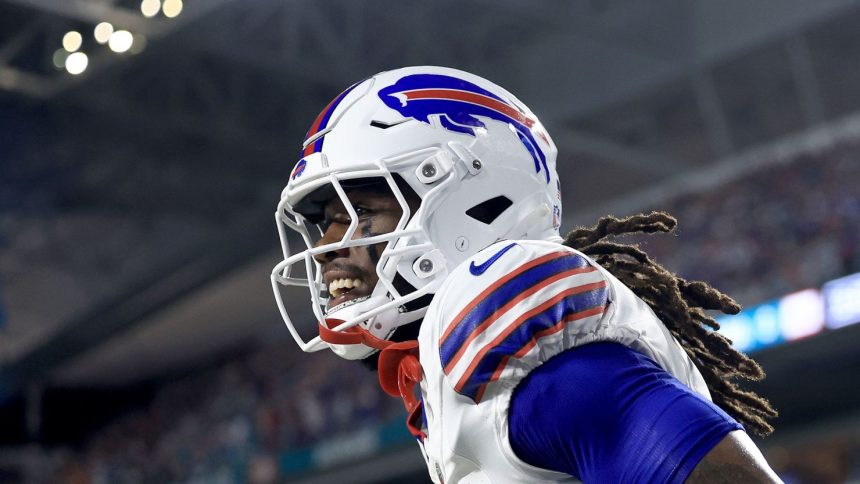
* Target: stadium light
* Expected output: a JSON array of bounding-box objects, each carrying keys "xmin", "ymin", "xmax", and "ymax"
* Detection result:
[
  {"xmin": 94, "ymin": 22, "xmax": 114, "ymax": 44},
  {"xmin": 141, "ymin": 0, "xmax": 161, "ymax": 18},
  {"xmin": 779, "ymin": 289, "xmax": 825, "ymax": 340},
  {"xmin": 65, "ymin": 52, "xmax": 88, "ymax": 75},
  {"xmin": 162, "ymin": 0, "xmax": 183, "ymax": 18},
  {"xmin": 108, "ymin": 30, "xmax": 134, "ymax": 53},
  {"xmin": 62, "ymin": 31, "xmax": 82, "ymax": 52},
  {"xmin": 714, "ymin": 274, "xmax": 859, "ymax": 353},
  {"xmin": 824, "ymin": 272, "xmax": 860, "ymax": 329}
]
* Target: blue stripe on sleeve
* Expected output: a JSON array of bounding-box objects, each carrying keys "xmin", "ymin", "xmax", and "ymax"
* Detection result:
[
  {"xmin": 457, "ymin": 286, "xmax": 606, "ymax": 402},
  {"xmin": 508, "ymin": 342, "xmax": 743, "ymax": 483},
  {"xmin": 440, "ymin": 253, "xmax": 588, "ymax": 367}
]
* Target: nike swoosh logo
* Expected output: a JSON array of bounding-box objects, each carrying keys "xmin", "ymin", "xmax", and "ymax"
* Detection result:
[{"xmin": 469, "ymin": 242, "xmax": 517, "ymax": 276}]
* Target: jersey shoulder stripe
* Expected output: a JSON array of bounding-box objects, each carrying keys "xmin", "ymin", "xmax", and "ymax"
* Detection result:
[
  {"xmin": 439, "ymin": 250, "xmax": 589, "ymax": 371},
  {"xmin": 437, "ymin": 247, "xmax": 609, "ymax": 403},
  {"xmin": 454, "ymin": 282, "xmax": 607, "ymax": 403}
]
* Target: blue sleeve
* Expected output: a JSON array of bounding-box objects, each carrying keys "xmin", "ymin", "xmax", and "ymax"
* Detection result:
[{"xmin": 508, "ymin": 342, "xmax": 743, "ymax": 483}]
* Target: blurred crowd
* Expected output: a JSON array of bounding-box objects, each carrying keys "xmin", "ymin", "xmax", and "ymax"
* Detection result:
[
  {"xmin": 766, "ymin": 434, "xmax": 860, "ymax": 484},
  {"xmin": 55, "ymin": 345, "xmax": 402, "ymax": 483},
  {"xmin": 632, "ymin": 140, "xmax": 860, "ymax": 306},
  {"xmin": 46, "ymin": 138, "xmax": 860, "ymax": 483}
]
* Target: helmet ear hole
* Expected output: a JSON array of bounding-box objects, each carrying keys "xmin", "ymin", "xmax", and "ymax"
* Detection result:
[{"xmin": 465, "ymin": 196, "xmax": 513, "ymax": 224}]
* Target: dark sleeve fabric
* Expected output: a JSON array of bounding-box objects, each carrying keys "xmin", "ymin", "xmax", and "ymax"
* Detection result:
[{"xmin": 508, "ymin": 342, "xmax": 743, "ymax": 483}]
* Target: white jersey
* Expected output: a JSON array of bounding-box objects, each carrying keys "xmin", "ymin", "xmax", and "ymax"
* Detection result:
[{"xmin": 414, "ymin": 239, "xmax": 711, "ymax": 483}]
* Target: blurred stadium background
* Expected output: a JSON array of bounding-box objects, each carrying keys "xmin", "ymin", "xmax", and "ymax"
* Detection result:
[{"xmin": 1, "ymin": 0, "xmax": 859, "ymax": 482}]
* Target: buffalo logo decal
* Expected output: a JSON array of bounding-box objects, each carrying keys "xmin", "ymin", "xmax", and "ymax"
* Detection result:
[
  {"xmin": 290, "ymin": 158, "xmax": 307, "ymax": 180},
  {"xmin": 378, "ymin": 74, "xmax": 551, "ymax": 183}
]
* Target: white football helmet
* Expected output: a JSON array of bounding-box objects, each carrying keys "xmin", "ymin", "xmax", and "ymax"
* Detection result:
[{"xmin": 271, "ymin": 66, "xmax": 561, "ymax": 359}]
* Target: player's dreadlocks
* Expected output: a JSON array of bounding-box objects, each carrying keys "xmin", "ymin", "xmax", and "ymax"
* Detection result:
[{"xmin": 563, "ymin": 211, "xmax": 777, "ymax": 436}]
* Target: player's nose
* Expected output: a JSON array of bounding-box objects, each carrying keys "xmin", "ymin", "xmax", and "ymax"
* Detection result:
[{"xmin": 313, "ymin": 224, "xmax": 350, "ymax": 264}]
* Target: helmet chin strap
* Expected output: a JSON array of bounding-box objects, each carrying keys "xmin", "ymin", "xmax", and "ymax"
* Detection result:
[
  {"xmin": 318, "ymin": 318, "xmax": 394, "ymax": 351},
  {"xmin": 316, "ymin": 283, "xmax": 430, "ymax": 358}
]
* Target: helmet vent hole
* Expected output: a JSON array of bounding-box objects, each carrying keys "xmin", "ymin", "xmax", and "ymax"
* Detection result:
[{"xmin": 466, "ymin": 196, "xmax": 513, "ymax": 224}]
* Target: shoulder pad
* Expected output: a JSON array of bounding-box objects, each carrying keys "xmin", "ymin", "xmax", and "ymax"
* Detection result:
[{"xmin": 436, "ymin": 240, "xmax": 609, "ymax": 403}]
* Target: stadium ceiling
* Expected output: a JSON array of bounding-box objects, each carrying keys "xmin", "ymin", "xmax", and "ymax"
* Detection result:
[
  {"xmin": 2, "ymin": 0, "xmax": 860, "ymax": 391},
  {"xmin": 2, "ymin": 0, "xmax": 853, "ymax": 176}
]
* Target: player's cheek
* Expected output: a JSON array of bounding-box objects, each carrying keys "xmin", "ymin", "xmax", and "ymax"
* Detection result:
[
  {"xmin": 317, "ymin": 223, "xmax": 345, "ymax": 247},
  {"xmin": 381, "ymin": 212, "xmax": 403, "ymax": 248}
]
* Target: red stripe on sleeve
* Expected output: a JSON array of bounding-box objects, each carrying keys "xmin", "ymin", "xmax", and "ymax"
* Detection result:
[
  {"xmin": 439, "ymin": 251, "xmax": 569, "ymax": 344},
  {"xmin": 454, "ymin": 281, "xmax": 607, "ymax": 395},
  {"xmin": 473, "ymin": 305, "xmax": 605, "ymax": 404},
  {"xmin": 442, "ymin": 266, "xmax": 597, "ymax": 375}
]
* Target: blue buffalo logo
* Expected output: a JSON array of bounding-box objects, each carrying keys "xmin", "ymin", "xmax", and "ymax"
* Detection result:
[
  {"xmin": 378, "ymin": 74, "xmax": 550, "ymax": 183},
  {"xmin": 290, "ymin": 158, "xmax": 307, "ymax": 180}
]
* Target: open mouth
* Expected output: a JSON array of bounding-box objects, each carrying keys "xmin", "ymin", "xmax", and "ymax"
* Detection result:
[{"xmin": 326, "ymin": 277, "xmax": 368, "ymax": 310}]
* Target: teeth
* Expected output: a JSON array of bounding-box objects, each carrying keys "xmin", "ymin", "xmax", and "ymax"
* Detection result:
[{"xmin": 328, "ymin": 278, "xmax": 363, "ymax": 298}]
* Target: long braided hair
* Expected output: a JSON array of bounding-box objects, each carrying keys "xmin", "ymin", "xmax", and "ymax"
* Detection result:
[{"xmin": 563, "ymin": 211, "xmax": 777, "ymax": 436}]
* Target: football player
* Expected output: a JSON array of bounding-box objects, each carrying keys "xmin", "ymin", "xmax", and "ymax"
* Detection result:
[{"xmin": 272, "ymin": 66, "xmax": 780, "ymax": 483}]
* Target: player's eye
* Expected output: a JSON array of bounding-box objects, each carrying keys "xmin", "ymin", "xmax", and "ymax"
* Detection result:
[{"xmin": 318, "ymin": 205, "xmax": 372, "ymax": 233}]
